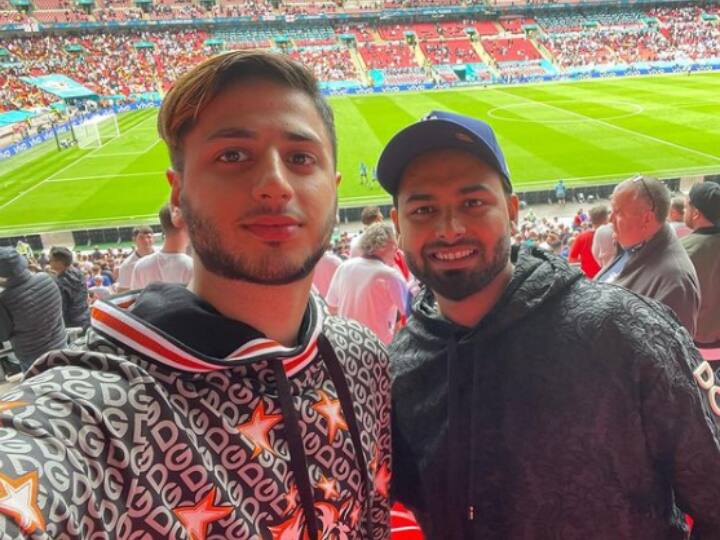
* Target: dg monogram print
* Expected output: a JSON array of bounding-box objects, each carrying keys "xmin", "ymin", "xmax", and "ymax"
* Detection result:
[{"xmin": 0, "ymin": 291, "xmax": 391, "ymax": 539}]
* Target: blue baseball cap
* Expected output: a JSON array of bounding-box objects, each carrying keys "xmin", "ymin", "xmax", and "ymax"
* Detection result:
[{"xmin": 376, "ymin": 110, "xmax": 512, "ymax": 197}]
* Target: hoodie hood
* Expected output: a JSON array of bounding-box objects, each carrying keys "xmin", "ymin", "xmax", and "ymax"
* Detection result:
[
  {"xmin": 0, "ymin": 247, "xmax": 31, "ymax": 287},
  {"xmin": 90, "ymin": 282, "xmax": 323, "ymax": 376},
  {"xmin": 403, "ymin": 247, "xmax": 584, "ymax": 349}
]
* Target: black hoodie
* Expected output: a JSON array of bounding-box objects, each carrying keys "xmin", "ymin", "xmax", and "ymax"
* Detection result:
[
  {"xmin": 55, "ymin": 265, "xmax": 90, "ymax": 329},
  {"xmin": 0, "ymin": 247, "xmax": 65, "ymax": 368},
  {"xmin": 391, "ymin": 248, "xmax": 720, "ymax": 539}
]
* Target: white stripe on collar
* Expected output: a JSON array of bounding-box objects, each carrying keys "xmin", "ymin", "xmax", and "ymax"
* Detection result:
[{"xmin": 91, "ymin": 293, "xmax": 324, "ymax": 375}]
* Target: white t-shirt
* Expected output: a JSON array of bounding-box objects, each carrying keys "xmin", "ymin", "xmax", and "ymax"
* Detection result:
[
  {"xmin": 130, "ymin": 251, "xmax": 193, "ymax": 289},
  {"xmin": 591, "ymin": 223, "xmax": 616, "ymax": 271},
  {"xmin": 349, "ymin": 232, "xmax": 363, "ymax": 258},
  {"xmin": 312, "ymin": 251, "xmax": 342, "ymax": 299},
  {"xmin": 326, "ymin": 257, "xmax": 408, "ymax": 345},
  {"xmin": 117, "ymin": 250, "xmax": 155, "ymax": 290}
]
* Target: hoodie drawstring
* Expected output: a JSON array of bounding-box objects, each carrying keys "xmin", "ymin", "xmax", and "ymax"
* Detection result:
[
  {"xmin": 446, "ymin": 337, "xmax": 467, "ymax": 538},
  {"xmin": 271, "ymin": 335, "xmax": 375, "ymax": 540},
  {"xmin": 272, "ymin": 359, "xmax": 320, "ymax": 539},
  {"xmin": 317, "ymin": 334, "xmax": 374, "ymax": 538}
]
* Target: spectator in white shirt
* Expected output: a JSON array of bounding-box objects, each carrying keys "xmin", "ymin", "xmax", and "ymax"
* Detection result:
[
  {"xmin": 668, "ymin": 196, "xmax": 693, "ymax": 239},
  {"xmin": 130, "ymin": 203, "xmax": 193, "ymax": 289},
  {"xmin": 116, "ymin": 225, "xmax": 155, "ymax": 293},
  {"xmin": 591, "ymin": 222, "xmax": 617, "ymax": 271},
  {"xmin": 327, "ymin": 222, "xmax": 408, "ymax": 344},
  {"xmin": 349, "ymin": 206, "xmax": 384, "ymax": 257},
  {"xmin": 312, "ymin": 250, "xmax": 342, "ymax": 299}
]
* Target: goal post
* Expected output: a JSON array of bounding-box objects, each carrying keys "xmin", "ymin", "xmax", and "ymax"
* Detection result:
[
  {"xmin": 53, "ymin": 123, "xmax": 77, "ymax": 151},
  {"xmin": 72, "ymin": 113, "xmax": 120, "ymax": 149}
]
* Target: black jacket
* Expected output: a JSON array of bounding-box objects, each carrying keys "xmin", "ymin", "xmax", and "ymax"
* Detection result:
[
  {"xmin": 0, "ymin": 248, "xmax": 65, "ymax": 368},
  {"xmin": 391, "ymin": 248, "xmax": 720, "ymax": 539},
  {"xmin": 55, "ymin": 265, "xmax": 90, "ymax": 329}
]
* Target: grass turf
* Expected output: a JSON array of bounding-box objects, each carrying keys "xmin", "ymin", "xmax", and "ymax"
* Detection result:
[{"xmin": 1, "ymin": 71, "xmax": 719, "ymax": 235}]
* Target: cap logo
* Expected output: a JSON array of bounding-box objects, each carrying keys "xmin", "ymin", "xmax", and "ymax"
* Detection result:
[{"xmin": 454, "ymin": 132, "xmax": 474, "ymax": 144}]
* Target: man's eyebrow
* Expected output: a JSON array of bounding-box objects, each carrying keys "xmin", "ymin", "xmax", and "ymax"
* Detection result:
[
  {"xmin": 204, "ymin": 128, "xmax": 322, "ymax": 145},
  {"xmin": 459, "ymin": 183, "xmax": 492, "ymax": 195},
  {"xmin": 205, "ymin": 127, "xmax": 256, "ymax": 141},
  {"xmin": 404, "ymin": 183, "xmax": 493, "ymax": 204},
  {"xmin": 404, "ymin": 193, "xmax": 435, "ymax": 204}
]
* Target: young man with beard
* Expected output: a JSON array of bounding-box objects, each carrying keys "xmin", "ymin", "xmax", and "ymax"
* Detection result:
[
  {"xmin": 378, "ymin": 111, "xmax": 720, "ymax": 539},
  {"xmin": 0, "ymin": 51, "xmax": 390, "ymax": 540}
]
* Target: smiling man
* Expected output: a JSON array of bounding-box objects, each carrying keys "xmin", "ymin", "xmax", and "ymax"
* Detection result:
[
  {"xmin": 0, "ymin": 51, "xmax": 390, "ymax": 540},
  {"xmin": 379, "ymin": 111, "xmax": 720, "ymax": 539}
]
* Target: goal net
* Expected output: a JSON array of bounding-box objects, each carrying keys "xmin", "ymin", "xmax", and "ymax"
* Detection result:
[{"xmin": 73, "ymin": 113, "xmax": 120, "ymax": 149}]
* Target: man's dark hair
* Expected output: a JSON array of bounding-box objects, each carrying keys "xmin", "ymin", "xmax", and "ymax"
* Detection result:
[
  {"xmin": 49, "ymin": 246, "xmax": 73, "ymax": 267},
  {"xmin": 132, "ymin": 225, "xmax": 154, "ymax": 238},
  {"xmin": 158, "ymin": 203, "xmax": 178, "ymax": 235},
  {"xmin": 670, "ymin": 196, "xmax": 685, "ymax": 215},
  {"xmin": 360, "ymin": 206, "xmax": 383, "ymax": 226},
  {"xmin": 157, "ymin": 50, "xmax": 336, "ymax": 172},
  {"xmin": 588, "ymin": 205, "xmax": 608, "ymax": 227},
  {"xmin": 633, "ymin": 176, "xmax": 671, "ymax": 223}
]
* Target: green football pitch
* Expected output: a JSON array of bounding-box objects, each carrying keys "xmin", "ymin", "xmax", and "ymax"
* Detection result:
[{"xmin": 1, "ymin": 71, "xmax": 719, "ymax": 235}]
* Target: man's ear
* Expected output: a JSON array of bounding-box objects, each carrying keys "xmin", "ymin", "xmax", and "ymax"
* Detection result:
[
  {"xmin": 167, "ymin": 169, "xmax": 185, "ymax": 228},
  {"xmin": 335, "ymin": 172, "xmax": 342, "ymax": 187},
  {"xmin": 167, "ymin": 168, "xmax": 181, "ymax": 206},
  {"xmin": 391, "ymin": 207, "xmax": 402, "ymax": 245},
  {"xmin": 508, "ymin": 193, "xmax": 520, "ymax": 224}
]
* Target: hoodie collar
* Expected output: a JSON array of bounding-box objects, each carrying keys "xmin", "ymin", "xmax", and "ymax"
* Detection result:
[
  {"xmin": 91, "ymin": 283, "xmax": 323, "ymax": 376},
  {"xmin": 410, "ymin": 248, "xmax": 583, "ymax": 342}
]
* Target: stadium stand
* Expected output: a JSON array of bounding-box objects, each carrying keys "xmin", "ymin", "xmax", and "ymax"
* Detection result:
[
  {"xmin": 359, "ymin": 42, "xmax": 418, "ymax": 69},
  {"xmin": 471, "ymin": 19, "xmax": 502, "ymax": 35},
  {"xmin": 421, "ymin": 39, "xmax": 481, "ymax": 65},
  {"xmin": 481, "ymin": 37, "xmax": 543, "ymax": 63},
  {"xmin": 289, "ymin": 47, "xmax": 362, "ymax": 83},
  {"xmin": 0, "ymin": 5, "xmax": 719, "ymax": 113},
  {"xmin": 499, "ymin": 16, "xmax": 537, "ymax": 33}
]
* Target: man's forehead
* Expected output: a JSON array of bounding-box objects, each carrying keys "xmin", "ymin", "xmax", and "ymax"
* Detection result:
[
  {"xmin": 194, "ymin": 80, "xmax": 309, "ymax": 119},
  {"xmin": 399, "ymin": 160, "xmax": 501, "ymax": 200}
]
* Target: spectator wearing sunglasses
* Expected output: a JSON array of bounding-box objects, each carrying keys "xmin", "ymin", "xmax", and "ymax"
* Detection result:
[{"xmin": 597, "ymin": 175, "xmax": 700, "ymax": 335}]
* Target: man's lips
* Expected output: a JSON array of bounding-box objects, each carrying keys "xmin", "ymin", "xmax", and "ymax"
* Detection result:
[
  {"xmin": 242, "ymin": 216, "xmax": 302, "ymax": 242},
  {"xmin": 425, "ymin": 244, "xmax": 480, "ymax": 264}
]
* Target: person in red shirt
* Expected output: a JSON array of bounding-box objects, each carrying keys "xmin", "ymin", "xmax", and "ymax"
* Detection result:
[{"xmin": 568, "ymin": 204, "xmax": 608, "ymax": 278}]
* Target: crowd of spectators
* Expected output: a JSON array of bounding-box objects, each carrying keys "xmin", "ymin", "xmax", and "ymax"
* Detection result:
[
  {"xmin": 540, "ymin": 20, "xmax": 720, "ymax": 68},
  {"xmin": 421, "ymin": 39, "xmax": 480, "ymax": 65},
  {"xmin": 359, "ymin": 42, "xmax": 417, "ymax": 69},
  {"xmin": 1, "ymin": 5, "xmax": 719, "ymax": 113},
  {"xmin": 539, "ymin": 28, "xmax": 668, "ymax": 68},
  {"xmin": 289, "ymin": 47, "xmax": 361, "ymax": 81},
  {"xmin": 0, "ymin": 30, "xmax": 210, "ymax": 109}
]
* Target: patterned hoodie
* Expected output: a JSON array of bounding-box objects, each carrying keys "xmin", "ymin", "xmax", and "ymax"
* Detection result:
[{"xmin": 0, "ymin": 283, "xmax": 391, "ymax": 539}]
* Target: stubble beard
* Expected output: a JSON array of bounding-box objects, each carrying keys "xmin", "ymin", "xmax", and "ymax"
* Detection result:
[
  {"xmin": 181, "ymin": 195, "xmax": 336, "ymax": 285},
  {"xmin": 405, "ymin": 235, "xmax": 511, "ymax": 301}
]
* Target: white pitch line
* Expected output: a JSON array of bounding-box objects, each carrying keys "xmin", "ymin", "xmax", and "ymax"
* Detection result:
[
  {"xmin": 93, "ymin": 151, "xmax": 146, "ymax": 157},
  {"xmin": 141, "ymin": 139, "xmax": 161, "ymax": 153},
  {"xmin": 0, "ymin": 112, "xmax": 158, "ymax": 212},
  {"xmin": 0, "ymin": 213, "xmax": 159, "ymax": 232},
  {"xmin": 491, "ymin": 87, "xmax": 720, "ymax": 163},
  {"xmin": 47, "ymin": 171, "xmax": 166, "ymax": 183}
]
